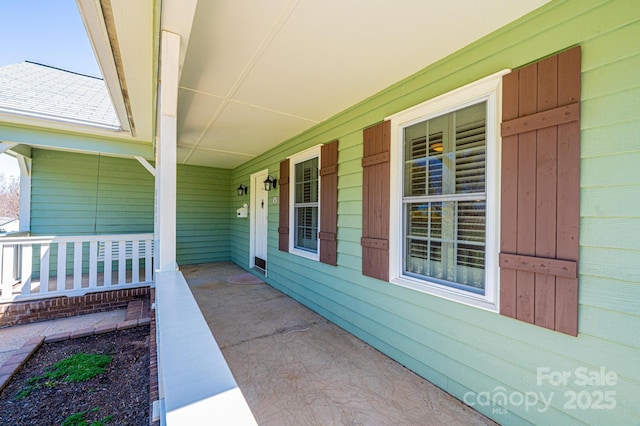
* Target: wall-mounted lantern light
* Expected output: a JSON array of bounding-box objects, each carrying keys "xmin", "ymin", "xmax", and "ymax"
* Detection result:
[
  {"xmin": 263, "ymin": 176, "xmax": 277, "ymax": 191},
  {"xmin": 237, "ymin": 184, "xmax": 248, "ymax": 196}
]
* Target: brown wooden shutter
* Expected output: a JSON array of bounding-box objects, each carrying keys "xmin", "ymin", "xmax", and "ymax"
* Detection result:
[
  {"xmin": 361, "ymin": 121, "xmax": 390, "ymax": 281},
  {"xmin": 320, "ymin": 140, "xmax": 339, "ymax": 265},
  {"xmin": 500, "ymin": 46, "xmax": 581, "ymax": 336},
  {"xmin": 278, "ymin": 159, "xmax": 290, "ymax": 252}
]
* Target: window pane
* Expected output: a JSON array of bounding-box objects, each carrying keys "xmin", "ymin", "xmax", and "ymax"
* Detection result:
[
  {"xmin": 404, "ymin": 123, "xmax": 427, "ymax": 196},
  {"xmin": 457, "ymin": 200, "xmax": 485, "ymax": 289},
  {"xmin": 404, "ymin": 119, "xmax": 446, "ymax": 197},
  {"xmin": 405, "ymin": 201, "xmax": 452, "ymax": 281},
  {"xmin": 295, "ymin": 206, "xmax": 318, "ymax": 252},
  {"xmin": 404, "ymin": 199, "xmax": 485, "ymax": 291},
  {"xmin": 455, "ymin": 103, "xmax": 486, "ymax": 194},
  {"xmin": 404, "ymin": 102, "xmax": 485, "ymax": 197},
  {"xmin": 295, "ymin": 157, "xmax": 318, "ymax": 203}
]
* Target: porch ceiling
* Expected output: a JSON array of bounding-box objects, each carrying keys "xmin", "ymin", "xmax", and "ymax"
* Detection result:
[{"xmin": 169, "ymin": 0, "xmax": 551, "ymax": 169}]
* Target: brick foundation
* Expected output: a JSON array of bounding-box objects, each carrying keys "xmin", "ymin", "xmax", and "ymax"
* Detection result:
[{"xmin": 0, "ymin": 287, "xmax": 151, "ymax": 328}]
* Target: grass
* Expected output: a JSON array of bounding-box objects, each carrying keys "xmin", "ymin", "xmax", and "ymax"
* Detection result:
[
  {"xmin": 14, "ymin": 352, "xmax": 112, "ymax": 400},
  {"xmin": 61, "ymin": 407, "xmax": 113, "ymax": 426}
]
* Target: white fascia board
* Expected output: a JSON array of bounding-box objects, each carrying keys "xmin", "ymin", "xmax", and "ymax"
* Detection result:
[{"xmin": 76, "ymin": 0, "xmax": 132, "ymax": 135}]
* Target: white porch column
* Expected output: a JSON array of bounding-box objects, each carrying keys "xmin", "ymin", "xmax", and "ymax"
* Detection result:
[
  {"xmin": 155, "ymin": 31, "xmax": 180, "ymax": 272},
  {"xmin": 17, "ymin": 155, "xmax": 31, "ymax": 232}
]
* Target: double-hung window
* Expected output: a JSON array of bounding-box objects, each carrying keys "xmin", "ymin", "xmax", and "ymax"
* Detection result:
[
  {"xmin": 289, "ymin": 146, "xmax": 321, "ymax": 260},
  {"xmin": 388, "ymin": 71, "xmax": 507, "ymax": 310},
  {"xmin": 404, "ymin": 102, "xmax": 486, "ymax": 291}
]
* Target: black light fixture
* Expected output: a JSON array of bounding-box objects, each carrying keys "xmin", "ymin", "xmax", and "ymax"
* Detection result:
[
  {"xmin": 263, "ymin": 175, "xmax": 277, "ymax": 191},
  {"xmin": 237, "ymin": 184, "xmax": 248, "ymax": 196}
]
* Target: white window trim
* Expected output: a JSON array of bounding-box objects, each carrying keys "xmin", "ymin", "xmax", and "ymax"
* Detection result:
[
  {"xmin": 386, "ymin": 70, "xmax": 509, "ymax": 312},
  {"xmin": 288, "ymin": 144, "xmax": 323, "ymax": 261}
]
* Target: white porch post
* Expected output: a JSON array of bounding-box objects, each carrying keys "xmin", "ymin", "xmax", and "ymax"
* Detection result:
[
  {"xmin": 17, "ymin": 155, "xmax": 31, "ymax": 232},
  {"xmin": 155, "ymin": 31, "xmax": 180, "ymax": 272}
]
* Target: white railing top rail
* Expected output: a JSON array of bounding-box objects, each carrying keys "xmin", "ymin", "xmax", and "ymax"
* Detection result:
[
  {"xmin": 0, "ymin": 233, "xmax": 154, "ymax": 245},
  {"xmin": 155, "ymin": 271, "xmax": 256, "ymax": 425}
]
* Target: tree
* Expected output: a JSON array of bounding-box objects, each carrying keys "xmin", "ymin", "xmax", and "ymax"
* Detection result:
[{"xmin": 0, "ymin": 174, "xmax": 20, "ymax": 219}]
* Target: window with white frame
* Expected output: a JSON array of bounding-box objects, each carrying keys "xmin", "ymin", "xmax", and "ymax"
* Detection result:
[
  {"xmin": 388, "ymin": 71, "xmax": 507, "ymax": 311},
  {"xmin": 289, "ymin": 146, "xmax": 321, "ymax": 260}
]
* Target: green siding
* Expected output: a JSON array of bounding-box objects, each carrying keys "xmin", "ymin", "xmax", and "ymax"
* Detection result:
[
  {"xmin": 31, "ymin": 150, "xmax": 154, "ymax": 235},
  {"xmin": 177, "ymin": 165, "xmax": 231, "ymax": 264},
  {"xmin": 229, "ymin": 1, "xmax": 640, "ymax": 424},
  {"xmin": 30, "ymin": 149, "xmax": 231, "ymax": 266}
]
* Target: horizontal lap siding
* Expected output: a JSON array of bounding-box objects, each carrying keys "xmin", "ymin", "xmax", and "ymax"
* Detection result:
[
  {"xmin": 31, "ymin": 150, "xmax": 154, "ymax": 235},
  {"xmin": 31, "ymin": 150, "xmax": 231, "ymax": 267},
  {"xmin": 230, "ymin": 2, "xmax": 640, "ymax": 424},
  {"xmin": 177, "ymin": 165, "xmax": 231, "ymax": 265}
]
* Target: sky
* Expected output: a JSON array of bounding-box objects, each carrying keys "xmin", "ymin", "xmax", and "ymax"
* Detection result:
[
  {"xmin": 0, "ymin": 0, "xmax": 101, "ymax": 77},
  {"xmin": 1, "ymin": 1, "xmax": 103, "ymax": 178},
  {"xmin": 0, "ymin": 154, "xmax": 20, "ymax": 179}
]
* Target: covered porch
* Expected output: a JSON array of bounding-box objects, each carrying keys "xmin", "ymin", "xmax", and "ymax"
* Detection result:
[
  {"xmin": 1, "ymin": 0, "xmax": 638, "ymax": 424},
  {"xmin": 183, "ymin": 261, "xmax": 493, "ymax": 425}
]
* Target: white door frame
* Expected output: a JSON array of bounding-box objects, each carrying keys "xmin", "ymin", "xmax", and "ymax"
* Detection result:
[{"xmin": 249, "ymin": 169, "xmax": 269, "ymax": 273}]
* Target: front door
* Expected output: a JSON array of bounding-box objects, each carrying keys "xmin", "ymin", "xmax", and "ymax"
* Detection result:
[{"xmin": 251, "ymin": 170, "xmax": 269, "ymax": 273}]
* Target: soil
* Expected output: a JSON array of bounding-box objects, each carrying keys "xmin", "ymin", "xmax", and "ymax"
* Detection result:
[{"xmin": 0, "ymin": 326, "xmax": 150, "ymax": 426}]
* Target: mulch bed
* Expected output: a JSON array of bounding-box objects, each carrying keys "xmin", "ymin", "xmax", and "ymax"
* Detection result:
[{"xmin": 0, "ymin": 326, "xmax": 150, "ymax": 426}]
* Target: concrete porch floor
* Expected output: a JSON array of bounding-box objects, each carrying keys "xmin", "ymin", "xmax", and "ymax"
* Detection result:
[{"xmin": 182, "ymin": 262, "xmax": 494, "ymax": 426}]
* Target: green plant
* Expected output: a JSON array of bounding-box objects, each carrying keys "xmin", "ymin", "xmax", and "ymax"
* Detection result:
[
  {"xmin": 61, "ymin": 408, "xmax": 113, "ymax": 426},
  {"xmin": 14, "ymin": 352, "xmax": 112, "ymax": 400},
  {"xmin": 47, "ymin": 353, "xmax": 112, "ymax": 383}
]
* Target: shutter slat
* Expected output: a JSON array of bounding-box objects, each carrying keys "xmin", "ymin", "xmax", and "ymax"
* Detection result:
[
  {"xmin": 320, "ymin": 140, "xmax": 339, "ymax": 265},
  {"xmin": 535, "ymin": 53, "xmax": 559, "ymax": 330},
  {"xmin": 500, "ymin": 69, "xmax": 520, "ymax": 319},
  {"xmin": 554, "ymin": 47, "xmax": 581, "ymax": 335}
]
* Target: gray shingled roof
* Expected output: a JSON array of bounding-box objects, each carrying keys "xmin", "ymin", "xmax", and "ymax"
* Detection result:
[{"xmin": 0, "ymin": 61, "xmax": 120, "ymax": 130}]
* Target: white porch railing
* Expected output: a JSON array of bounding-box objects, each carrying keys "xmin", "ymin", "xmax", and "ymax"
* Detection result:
[
  {"xmin": 155, "ymin": 270, "xmax": 256, "ymax": 425},
  {"xmin": 0, "ymin": 233, "xmax": 154, "ymax": 302}
]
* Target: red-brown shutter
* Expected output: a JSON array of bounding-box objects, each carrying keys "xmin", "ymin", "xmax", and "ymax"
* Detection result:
[
  {"xmin": 500, "ymin": 46, "xmax": 581, "ymax": 336},
  {"xmin": 320, "ymin": 140, "xmax": 339, "ymax": 265},
  {"xmin": 278, "ymin": 159, "xmax": 290, "ymax": 252},
  {"xmin": 361, "ymin": 121, "xmax": 390, "ymax": 281}
]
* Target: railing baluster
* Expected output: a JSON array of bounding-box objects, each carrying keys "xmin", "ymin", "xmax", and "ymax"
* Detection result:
[
  {"xmin": 57, "ymin": 242, "xmax": 67, "ymax": 292},
  {"xmin": 89, "ymin": 241, "xmax": 98, "ymax": 288},
  {"xmin": 73, "ymin": 241, "xmax": 83, "ymax": 290},
  {"xmin": 104, "ymin": 240, "xmax": 112, "ymax": 286},
  {"xmin": 14, "ymin": 243, "xmax": 21, "ymax": 282},
  {"xmin": 1, "ymin": 244, "xmax": 12, "ymax": 299},
  {"xmin": 40, "ymin": 243, "xmax": 50, "ymax": 294},
  {"xmin": 118, "ymin": 240, "xmax": 126, "ymax": 284},
  {"xmin": 145, "ymin": 239, "xmax": 152, "ymax": 282},
  {"xmin": 132, "ymin": 240, "xmax": 140, "ymax": 283},
  {"xmin": 1, "ymin": 244, "xmax": 15, "ymax": 288},
  {"xmin": 21, "ymin": 244, "xmax": 32, "ymax": 295}
]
